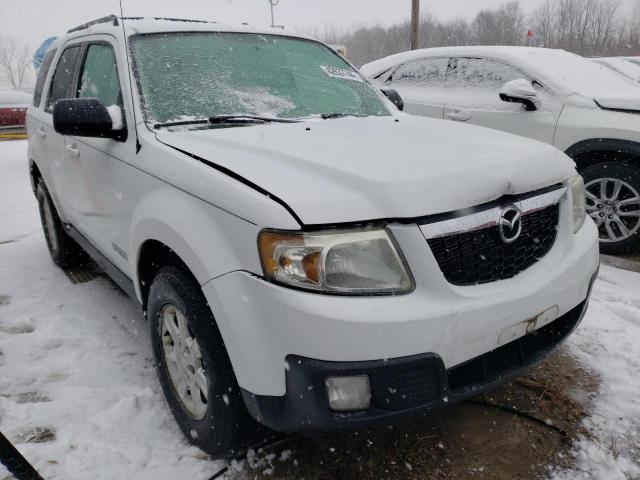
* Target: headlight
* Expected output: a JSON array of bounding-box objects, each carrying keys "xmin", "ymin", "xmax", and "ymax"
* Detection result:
[
  {"xmin": 571, "ymin": 175, "xmax": 586, "ymax": 234},
  {"xmin": 258, "ymin": 228, "xmax": 413, "ymax": 294}
]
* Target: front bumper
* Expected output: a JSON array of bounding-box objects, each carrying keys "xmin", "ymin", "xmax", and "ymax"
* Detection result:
[
  {"xmin": 203, "ymin": 217, "xmax": 599, "ymax": 399},
  {"xmin": 242, "ymin": 273, "xmax": 595, "ymax": 432}
]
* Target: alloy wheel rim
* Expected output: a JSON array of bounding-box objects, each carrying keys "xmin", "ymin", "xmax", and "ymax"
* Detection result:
[
  {"xmin": 160, "ymin": 304, "xmax": 209, "ymax": 420},
  {"xmin": 42, "ymin": 198, "xmax": 59, "ymax": 254},
  {"xmin": 585, "ymin": 177, "xmax": 640, "ymax": 243}
]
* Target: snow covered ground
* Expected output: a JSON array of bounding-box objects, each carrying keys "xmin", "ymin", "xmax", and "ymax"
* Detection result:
[{"xmin": 0, "ymin": 140, "xmax": 639, "ymax": 479}]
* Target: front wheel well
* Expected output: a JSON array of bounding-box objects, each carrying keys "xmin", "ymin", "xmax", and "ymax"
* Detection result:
[
  {"xmin": 29, "ymin": 160, "xmax": 42, "ymax": 194},
  {"xmin": 137, "ymin": 240, "xmax": 197, "ymax": 310},
  {"xmin": 565, "ymin": 139, "xmax": 640, "ymax": 172}
]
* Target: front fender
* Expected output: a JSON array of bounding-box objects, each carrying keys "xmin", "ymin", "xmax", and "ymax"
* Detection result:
[{"xmin": 129, "ymin": 188, "xmax": 264, "ymax": 300}]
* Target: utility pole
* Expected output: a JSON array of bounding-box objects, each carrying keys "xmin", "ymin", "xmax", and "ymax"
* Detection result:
[
  {"xmin": 410, "ymin": 0, "xmax": 420, "ymax": 50},
  {"xmin": 269, "ymin": 0, "xmax": 280, "ymax": 27}
]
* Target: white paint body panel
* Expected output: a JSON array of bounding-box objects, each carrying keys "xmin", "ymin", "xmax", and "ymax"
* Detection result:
[{"xmin": 157, "ymin": 116, "xmax": 576, "ymax": 226}]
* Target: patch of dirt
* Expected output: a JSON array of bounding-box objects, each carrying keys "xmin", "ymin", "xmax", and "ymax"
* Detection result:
[
  {"xmin": 0, "ymin": 323, "xmax": 35, "ymax": 334},
  {"xmin": 13, "ymin": 427, "xmax": 56, "ymax": 444},
  {"xmin": 230, "ymin": 347, "xmax": 599, "ymax": 480},
  {"xmin": 1, "ymin": 392, "xmax": 51, "ymax": 404}
]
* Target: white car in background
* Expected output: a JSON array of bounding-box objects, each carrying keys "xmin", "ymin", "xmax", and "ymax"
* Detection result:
[
  {"xmin": 593, "ymin": 57, "xmax": 640, "ymax": 83},
  {"xmin": 362, "ymin": 47, "xmax": 640, "ymax": 253}
]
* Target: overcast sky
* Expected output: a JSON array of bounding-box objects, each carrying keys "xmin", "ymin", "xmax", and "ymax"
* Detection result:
[{"xmin": 0, "ymin": 0, "xmax": 636, "ymax": 50}]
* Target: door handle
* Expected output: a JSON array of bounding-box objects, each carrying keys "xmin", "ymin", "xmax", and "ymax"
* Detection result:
[
  {"xmin": 445, "ymin": 111, "xmax": 472, "ymax": 122},
  {"xmin": 65, "ymin": 143, "xmax": 80, "ymax": 158},
  {"xmin": 36, "ymin": 127, "xmax": 47, "ymax": 139}
]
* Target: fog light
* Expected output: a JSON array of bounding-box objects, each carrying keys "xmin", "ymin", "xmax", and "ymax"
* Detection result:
[{"xmin": 325, "ymin": 375, "xmax": 371, "ymax": 411}]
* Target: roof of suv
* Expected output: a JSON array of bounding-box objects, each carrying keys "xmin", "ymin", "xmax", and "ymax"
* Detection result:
[{"xmin": 57, "ymin": 15, "xmax": 315, "ymax": 44}]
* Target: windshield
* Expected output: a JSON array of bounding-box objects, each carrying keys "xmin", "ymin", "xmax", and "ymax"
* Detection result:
[{"xmin": 131, "ymin": 32, "xmax": 390, "ymax": 125}]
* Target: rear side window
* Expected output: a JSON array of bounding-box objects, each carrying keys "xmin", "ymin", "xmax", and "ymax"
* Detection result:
[
  {"xmin": 46, "ymin": 45, "xmax": 82, "ymax": 112},
  {"xmin": 32, "ymin": 48, "xmax": 57, "ymax": 107},
  {"xmin": 78, "ymin": 43, "xmax": 123, "ymax": 107},
  {"xmin": 388, "ymin": 57, "xmax": 449, "ymax": 87}
]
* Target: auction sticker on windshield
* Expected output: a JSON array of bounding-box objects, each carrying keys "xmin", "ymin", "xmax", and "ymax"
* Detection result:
[{"xmin": 320, "ymin": 65, "xmax": 363, "ymax": 82}]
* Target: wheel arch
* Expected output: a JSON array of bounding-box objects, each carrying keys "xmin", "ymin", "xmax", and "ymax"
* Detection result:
[
  {"xmin": 133, "ymin": 223, "xmax": 210, "ymax": 309},
  {"xmin": 565, "ymin": 139, "xmax": 640, "ymax": 171},
  {"xmin": 136, "ymin": 238, "xmax": 204, "ymax": 310},
  {"xmin": 29, "ymin": 159, "xmax": 42, "ymax": 194}
]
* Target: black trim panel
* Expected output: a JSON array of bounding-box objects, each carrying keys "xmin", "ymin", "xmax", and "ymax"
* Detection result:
[
  {"xmin": 65, "ymin": 223, "xmax": 139, "ymax": 302},
  {"xmin": 566, "ymin": 138, "xmax": 640, "ymax": 159}
]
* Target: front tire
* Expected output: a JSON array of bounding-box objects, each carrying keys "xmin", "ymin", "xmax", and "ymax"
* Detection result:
[
  {"xmin": 35, "ymin": 181, "xmax": 83, "ymax": 268},
  {"xmin": 147, "ymin": 267, "xmax": 270, "ymax": 458},
  {"xmin": 581, "ymin": 162, "xmax": 640, "ymax": 255}
]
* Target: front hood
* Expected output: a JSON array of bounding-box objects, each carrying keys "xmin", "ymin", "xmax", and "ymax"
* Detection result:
[
  {"xmin": 157, "ymin": 116, "xmax": 576, "ymax": 226},
  {"xmin": 594, "ymin": 94, "xmax": 640, "ymax": 112}
]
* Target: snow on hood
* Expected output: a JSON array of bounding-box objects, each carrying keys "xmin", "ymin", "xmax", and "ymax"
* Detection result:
[
  {"xmin": 156, "ymin": 116, "xmax": 576, "ymax": 226},
  {"xmin": 594, "ymin": 94, "xmax": 640, "ymax": 112}
]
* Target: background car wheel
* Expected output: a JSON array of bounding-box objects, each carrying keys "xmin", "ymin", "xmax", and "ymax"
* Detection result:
[
  {"xmin": 581, "ymin": 162, "xmax": 640, "ymax": 255},
  {"xmin": 147, "ymin": 266, "xmax": 272, "ymax": 459},
  {"xmin": 35, "ymin": 181, "xmax": 84, "ymax": 268}
]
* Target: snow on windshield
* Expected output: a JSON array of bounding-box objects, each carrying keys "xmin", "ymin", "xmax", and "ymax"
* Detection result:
[
  {"xmin": 595, "ymin": 58, "xmax": 640, "ymax": 83},
  {"xmin": 131, "ymin": 32, "xmax": 389, "ymax": 124}
]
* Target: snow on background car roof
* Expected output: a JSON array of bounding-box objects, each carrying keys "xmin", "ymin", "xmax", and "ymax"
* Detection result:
[
  {"xmin": 361, "ymin": 46, "xmax": 640, "ymax": 101},
  {"xmin": 0, "ymin": 89, "xmax": 32, "ymax": 107}
]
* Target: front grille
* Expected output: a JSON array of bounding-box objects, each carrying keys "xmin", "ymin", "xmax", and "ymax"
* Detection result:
[
  {"xmin": 427, "ymin": 204, "xmax": 559, "ymax": 286},
  {"xmin": 370, "ymin": 361, "xmax": 441, "ymax": 411}
]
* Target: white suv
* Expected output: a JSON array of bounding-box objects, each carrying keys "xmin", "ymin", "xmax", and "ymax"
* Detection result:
[
  {"xmin": 27, "ymin": 18, "xmax": 599, "ymax": 457},
  {"xmin": 362, "ymin": 46, "xmax": 640, "ymax": 253}
]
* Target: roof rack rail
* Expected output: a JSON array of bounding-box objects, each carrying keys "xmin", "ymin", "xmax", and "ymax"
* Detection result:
[
  {"xmin": 151, "ymin": 17, "xmax": 214, "ymax": 24},
  {"xmin": 67, "ymin": 15, "xmax": 119, "ymax": 33}
]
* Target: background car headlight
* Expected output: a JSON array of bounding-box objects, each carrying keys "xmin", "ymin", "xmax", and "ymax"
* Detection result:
[
  {"xmin": 258, "ymin": 228, "xmax": 413, "ymax": 294},
  {"xmin": 571, "ymin": 175, "xmax": 586, "ymax": 234}
]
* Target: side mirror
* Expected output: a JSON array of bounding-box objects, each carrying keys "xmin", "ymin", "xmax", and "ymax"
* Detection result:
[
  {"xmin": 381, "ymin": 88, "xmax": 404, "ymax": 111},
  {"xmin": 499, "ymin": 79, "xmax": 540, "ymax": 112},
  {"xmin": 53, "ymin": 98, "xmax": 127, "ymax": 141}
]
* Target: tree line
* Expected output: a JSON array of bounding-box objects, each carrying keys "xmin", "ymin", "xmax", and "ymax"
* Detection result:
[{"xmin": 313, "ymin": 0, "xmax": 640, "ymax": 67}]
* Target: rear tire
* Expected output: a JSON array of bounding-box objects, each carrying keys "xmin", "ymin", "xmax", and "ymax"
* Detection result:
[
  {"xmin": 581, "ymin": 162, "xmax": 640, "ymax": 255},
  {"xmin": 35, "ymin": 181, "xmax": 84, "ymax": 268},
  {"xmin": 147, "ymin": 266, "xmax": 272, "ymax": 459}
]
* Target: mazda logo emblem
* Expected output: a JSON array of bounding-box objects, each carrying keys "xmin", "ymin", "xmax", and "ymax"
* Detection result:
[{"xmin": 498, "ymin": 205, "xmax": 522, "ymax": 243}]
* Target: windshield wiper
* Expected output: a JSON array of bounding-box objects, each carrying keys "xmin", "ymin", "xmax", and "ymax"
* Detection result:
[
  {"xmin": 320, "ymin": 113, "xmax": 367, "ymax": 120},
  {"xmin": 208, "ymin": 115, "xmax": 300, "ymax": 124},
  {"xmin": 154, "ymin": 118, "xmax": 210, "ymax": 129},
  {"xmin": 154, "ymin": 115, "xmax": 299, "ymax": 130}
]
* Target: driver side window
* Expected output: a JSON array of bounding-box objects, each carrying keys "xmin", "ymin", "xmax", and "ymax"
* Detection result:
[
  {"xmin": 447, "ymin": 57, "xmax": 528, "ymax": 89},
  {"xmin": 78, "ymin": 43, "xmax": 123, "ymax": 109}
]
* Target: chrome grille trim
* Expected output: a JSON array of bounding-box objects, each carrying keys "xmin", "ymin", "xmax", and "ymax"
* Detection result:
[{"xmin": 420, "ymin": 187, "xmax": 567, "ymax": 240}]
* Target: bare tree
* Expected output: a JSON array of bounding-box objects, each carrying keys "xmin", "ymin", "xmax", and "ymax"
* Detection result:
[
  {"xmin": 586, "ymin": 0, "xmax": 621, "ymax": 55},
  {"xmin": 304, "ymin": 0, "xmax": 640, "ymax": 67},
  {"xmin": 0, "ymin": 36, "xmax": 32, "ymax": 89},
  {"xmin": 530, "ymin": 0, "xmax": 556, "ymax": 47}
]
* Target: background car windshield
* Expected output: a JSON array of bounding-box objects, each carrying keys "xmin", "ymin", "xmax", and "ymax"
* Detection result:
[{"xmin": 131, "ymin": 32, "xmax": 390, "ymax": 124}]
